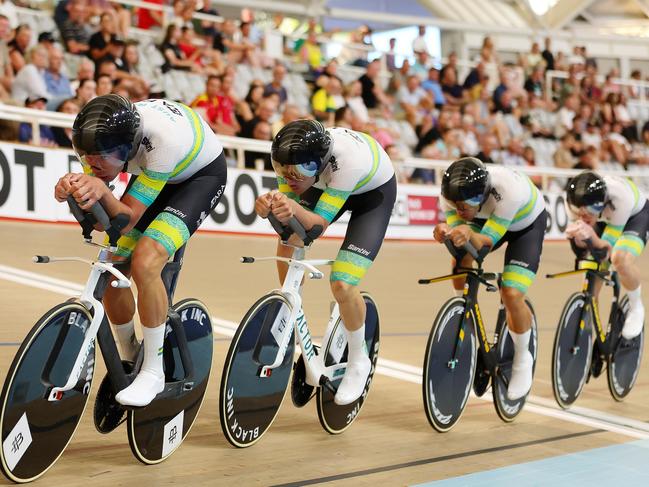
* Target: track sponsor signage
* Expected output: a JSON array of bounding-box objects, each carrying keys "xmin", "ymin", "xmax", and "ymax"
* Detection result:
[{"xmin": 0, "ymin": 142, "xmax": 568, "ymax": 240}]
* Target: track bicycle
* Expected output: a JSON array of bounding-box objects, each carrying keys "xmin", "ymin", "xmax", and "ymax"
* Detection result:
[
  {"xmin": 0, "ymin": 198, "xmax": 213, "ymax": 483},
  {"xmin": 548, "ymin": 238, "xmax": 644, "ymax": 408},
  {"xmin": 420, "ymin": 240, "xmax": 538, "ymax": 432},
  {"xmin": 219, "ymin": 215, "xmax": 380, "ymax": 447}
]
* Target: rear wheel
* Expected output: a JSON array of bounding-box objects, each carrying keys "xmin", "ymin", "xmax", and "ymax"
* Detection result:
[
  {"xmin": 492, "ymin": 299, "xmax": 538, "ymax": 422},
  {"xmin": 422, "ymin": 297, "xmax": 476, "ymax": 433},
  {"xmin": 128, "ymin": 299, "xmax": 213, "ymax": 464},
  {"xmin": 608, "ymin": 296, "xmax": 644, "ymax": 401},
  {"xmin": 219, "ymin": 292, "xmax": 294, "ymax": 448},
  {"xmin": 0, "ymin": 302, "xmax": 94, "ymax": 483},
  {"xmin": 316, "ymin": 292, "xmax": 380, "ymax": 434}
]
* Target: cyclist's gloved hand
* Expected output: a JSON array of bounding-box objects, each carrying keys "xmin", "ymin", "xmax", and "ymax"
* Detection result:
[
  {"xmin": 270, "ymin": 191, "xmax": 294, "ymax": 224},
  {"xmin": 448, "ymin": 224, "xmax": 472, "ymax": 247},
  {"xmin": 254, "ymin": 191, "xmax": 274, "ymax": 218},
  {"xmin": 433, "ymin": 222, "xmax": 450, "ymax": 243},
  {"xmin": 566, "ymin": 220, "xmax": 596, "ymax": 243}
]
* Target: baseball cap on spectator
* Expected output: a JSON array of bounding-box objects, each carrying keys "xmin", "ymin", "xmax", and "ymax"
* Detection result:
[
  {"xmin": 38, "ymin": 32, "xmax": 55, "ymax": 43},
  {"xmin": 25, "ymin": 95, "xmax": 48, "ymax": 106}
]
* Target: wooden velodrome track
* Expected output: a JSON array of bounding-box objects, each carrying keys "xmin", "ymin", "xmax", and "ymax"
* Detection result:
[{"xmin": 1, "ymin": 220, "xmax": 649, "ymax": 486}]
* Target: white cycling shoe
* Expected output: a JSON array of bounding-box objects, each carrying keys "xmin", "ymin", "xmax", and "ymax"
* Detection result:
[
  {"xmin": 115, "ymin": 370, "xmax": 165, "ymax": 407},
  {"xmin": 507, "ymin": 349, "xmax": 533, "ymax": 401},
  {"xmin": 622, "ymin": 305, "xmax": 645, "ymax": 340},
  {"xmin": 334, "ymin": 354, "xmax": 371, "ymax": 406}
]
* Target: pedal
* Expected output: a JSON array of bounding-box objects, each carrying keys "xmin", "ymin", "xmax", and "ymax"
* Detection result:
[
  {"xmin": 94, "ymin": 361, "xmax": 133, "ymax": 434},
  {"xmin": 291, "ymin": 355, "xmax": 314, "ymax": 407}
]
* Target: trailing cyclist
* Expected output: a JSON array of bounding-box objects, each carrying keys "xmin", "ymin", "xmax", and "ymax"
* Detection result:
[
  {"xmin": 54, "ymin": 94, "xmax": 227, "ymax": 407},
  {"xmin": 434, "ymin": 157, "xmax": 547, "ymax": 401},
  {"xmin": 254, "ymin": 119, "xmax": 396, "ymax": 405},
  {"xmin": 565, "ymin": 170, "xmax": 649, "ymax": 340}
]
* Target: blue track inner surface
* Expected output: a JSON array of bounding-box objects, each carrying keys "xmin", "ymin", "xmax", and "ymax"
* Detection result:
[{"xmin": 413, "ymin": 439, "xmax": 649, "ymax": 486}]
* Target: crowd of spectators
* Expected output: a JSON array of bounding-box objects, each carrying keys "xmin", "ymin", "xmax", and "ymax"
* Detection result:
[{"xmin": 1, "ymin": 0, "xmax": 649, "ymax": 183}]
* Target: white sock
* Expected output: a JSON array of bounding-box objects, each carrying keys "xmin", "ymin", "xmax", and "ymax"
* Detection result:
[
  {"xmin": 509, "ymin": 328, "xmax": 531, "ymax": 363},
  {"xmin": 346, "ymin": 325, "xmax": 367, "ymax": 362},
  {"xmin": 114, "ymin": 320, "xmax": 138, "ymax": 360},
  {"xmin": 627, "ymin": 285, "xmax": 642, "ymax": 309},
  {"xmin": 141, "ymin": 324, "xmax": 165, "ymax": 377}
]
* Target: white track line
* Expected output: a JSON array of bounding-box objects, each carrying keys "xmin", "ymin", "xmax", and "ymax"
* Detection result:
[{"xmin": 2, "ymin": 264, "xmax": 649, "ymax": 439}]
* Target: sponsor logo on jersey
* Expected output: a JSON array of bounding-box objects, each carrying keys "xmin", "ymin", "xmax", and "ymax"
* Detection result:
[
  {"xmin": 141, "ymin": 137, "xmax": 154, "ymax": 152},
  {"xmin": 509, "ymin": 259, "xmax": 529, "ymax": 268},
  {"xmin": 347, "ymin": 244, "xmax": 370, "ymax": 256},
  {"xmin": 164, "ymin": 206, "xmax": 187, "ymax": 219},
  {"xmin": 490, "ymin": 187, "xmax": 502, "ymax": 202},
  {"xmin": 329, "ymin": 156, "xmax": 339, "ymax": 172}
]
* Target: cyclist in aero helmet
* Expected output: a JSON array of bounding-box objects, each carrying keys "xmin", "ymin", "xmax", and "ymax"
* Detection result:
[
  {"xmin": 255, "ymin": 119, "xmax": 397, "ymax": 405},
  {"xmin": 435, "ymin": 157, "xmax": 547, "ymax": 400},
  {"xmin": 55, "ymin": 94, "xmax": 227, "ymax": 407},
  {"xmin": 566, "ymin": 171, "xmax": 649, "ymax": 339}
]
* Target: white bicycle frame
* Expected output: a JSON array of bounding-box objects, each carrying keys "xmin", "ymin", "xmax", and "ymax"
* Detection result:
[
  {"xmin": 34, "ymin": 247, "xmax": 131, "ymax": 401},
  {"xmin": 243, "ymin": 245, "xmax": 349, "ymax": 388}
]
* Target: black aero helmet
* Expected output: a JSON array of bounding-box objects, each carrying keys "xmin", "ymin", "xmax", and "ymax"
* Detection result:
[
  {"xmin": 441, "ymin": 157, "xmax": 491, "ymax": 205},
  {"xmin": 271, "ymin": 119, "xmax": 333, "ymax": 177},
  {"xmin": 567, "ymin": 171, "xmax": 607, "ymax": 214},
  {"xmin": 72, "ymin": 94, "xmax": 142, "ymax": 164}
]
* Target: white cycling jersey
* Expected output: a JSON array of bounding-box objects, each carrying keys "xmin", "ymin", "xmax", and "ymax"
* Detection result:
[
  {"xmin": 442, "ymin": 165, "xmax": 546, "ymax": 245},
  {"xmin": 124, "ymin": 99, "xmax": 224, "ymax": 206}
]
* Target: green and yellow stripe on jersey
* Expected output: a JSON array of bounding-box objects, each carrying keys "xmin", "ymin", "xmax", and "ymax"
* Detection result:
[
  {"xmin": 314, "ymin": 188, "xmax": 351, "ymax": 222},
  {"xmin": 331, "ymin": 250, "xmax": 373, "ymax": 286},
  {"xmin": 502, "ymin": 264, "xmax": 537, "ymax": 293},
  {"xmin": 143, "ymin": 212, "xmax": 191, "ymax": 256},
  {"xmin": 615, "ymin": 234, "xmax": 644, "ymax": 257}
]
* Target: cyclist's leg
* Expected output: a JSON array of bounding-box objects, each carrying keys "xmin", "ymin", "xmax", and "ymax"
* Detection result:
[
  {"xmin": 330, "ymin": 176, "xmax": 397, "ymax": 405},
  {"xmin": 116, "ymin": 155, "xmax": 227, "ymax": 407},
  {"xmin": 613, "ymin": 201, "xmax": 649, "ymax": 338},
  {"xmin": 500, "ymin": 210, "xmax": 547, "ymax": 400}
]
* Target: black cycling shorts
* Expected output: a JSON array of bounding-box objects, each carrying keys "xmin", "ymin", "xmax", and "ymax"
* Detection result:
[
  {"xmin": 299, "ymin": 175, "xmax": 397, "ymax": 285},
  {"xmin": 115, "ymin": 152, "xmax": 227, "ymax": 257}
]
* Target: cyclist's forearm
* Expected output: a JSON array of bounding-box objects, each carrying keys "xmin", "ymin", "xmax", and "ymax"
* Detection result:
[
  {"xmin": 99, "ymin": 191, "xmax": 136, "ymax": 229},
  {"xmin": 290, "ymin": 200, "xmax": 329, "ymax": 231},
  {"xmin": 469, "ymin": 231, "xmax": 494, "ymax": 250}
]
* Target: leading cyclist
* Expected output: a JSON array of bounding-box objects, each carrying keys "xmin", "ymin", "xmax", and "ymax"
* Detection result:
[
  {"xmin": 565, "ymin": 171, "xmax": 649, "ymax": 340},
  {"xmin": 54, "ymin": 94, "xmax": 227, "ymax": 407},
  {"xmin": 254, "ymin": 120, "xmax": 396, "ymax": 405},
  {"xmin": 434, "ymin": 157, "xmax": 547, "ymax": 400}
]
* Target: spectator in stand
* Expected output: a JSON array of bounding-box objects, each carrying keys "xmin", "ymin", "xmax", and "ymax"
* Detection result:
[
  {"xmin": 411, "ymin": 50, "xmax": 431, "ymax": 78},
  {"xmin": 96, "ymin": 58, "xmax": 119, "ymax": 82},
  {"xmin": 0, "ymin": 0, "xmax": 17, "ymax": 29},
  {"xmin": 523, "ymin": 146, "xmax": 542, "ymax": 187},
  {"xmin": 178, "ymin": 25, "xmax": 222, "ymax": 74},
  {"xmin": 8, "ymin": 23, "xmax": 31, "ymax": 74},
  {"xmin": 580, "ymin": 73, "xmax": 602, "ymax": 104},
  {"xmin": 476, "ymin": 132, "xmax": 498, "ymax": 164},
  {"xmin": 459, "ymin": 113, "xmax": 480, "ymax": 156},
  {"xmin": 136, "ymin": 0, "xmax": 165, "ymax": 31},
  {"xmin": 440, "ymin": 66, "xmax": 464, "ymax": 106},
  {"xmin": 359, "ymin": 59, "xmax": 390, "ymax": 112},
  {"xmin": 601, "ymin": 73, "xmax": 621, "ymax": 99},
  {"xmin": 160, "ymin": 24, "xmax": 202, "ymax": 73},
  {"xmin": 244, "ymin": 119, "xmax": 272, "ymax": 170},
  {"xmin": 600, "ymin": 92, "xmax": 616, "ymax": 125},
  {"xmin": 51, "ymin": 98, "xmax": 80, "ymax": 147},
  {"xmin": 215, "ymin": 72, "xmax": 240, "ymax": 133},
  {"xmin": 239, "ymin": 96, "xmax": 277, "ymax": 138},
  {"xmin": 628, "ymin": 69, "xmax": 643, "ymax": 99},
  {"xmin": 556, "ymin": 94, "xmax": 579, "ymax": 138},
  {"xmin": 0, "ymin": 14, "xmax": 13, "ymax": 97},
  {"xmin": 463, "ymin": 61, "xmax": 484, "ymax": 99},
  {"xmin": 195, "ymin": 0, "xmax": 220, "ymax": 41},
  {"xmin": 272, "ymin": 103, "xmax": 300, "ymax": 135},
  {"xmin": 344, "ymin": 79, "xmax": 369, "ymax": 123},
  {"xmin": 524, "ymin": 66, "xmax": 544, "ymax": 100},
  {"xmin": 96, "ymin": 73, "xmax": 113, "ymax": 96},
  {"xmin": 607, "ymin": 122, "xmax": 631, "ymax": 166},
  {"xmin": 70, "ymin": 58, "xmax": 95, "ymax": 91},
  {"xmin": 36, "ymin": 32, "xmax": 57, "ymax": 57},
  {"xmin": 88, "ymin": 12, "xmax": 117, "ymax": 63},
  {"xmin": 388, "ymin": 59, "xmax": 410, "ymax": 97},
  {"xmin": 582, "ymin": 121, "xmax": 602, "ymax": 151},
  {"xmin": 299, "ymin": 30, "xmax": 322, "ymax": 75},
  {"xmin": 237, "ymin": 81, "xmax": 264, "ymax": 125},
  {"xmin": 60, "ymin": 0, "xmax": 91, "ymax": 55},
  {"xmin": 191, "ymin": 75, "xmax": 238, "ymax": 135},
  {"xmin": 553, "ymin": 133, "xmax": 577, "ymax": 168},
  {"xmin": 412, "ymin": 25, "xmax": 429, "ymax": 56},
  {"xmin": 44, "ymin": 45, "xmax": 74, "ymax": 109},
  {"xmin": 500, "ymin": 138, "xmax": 525, "ymax": 166},
  {"xmin": 385, "ymin": 37, "xmax": 397, "ymax": 71},
  {"xmin": 75, "ymin": 77, "xmax": 96, "ymax": 106},
  {"xmin": 312, "ymin": 75, "xmax": 339, "ymax": 123},
  {"xmin": 421, "ymin": 67, "xmax": 445, "ymax": 108},
  {"xmin": 630, "ymin": 125, "xmax": 649, "ymax": 165},
  {"xmin": 121, "ymin": 41, "xmax": 144, "ymax": 78},
  {"xmin": 398, "ymin": 74, "xmax": 431, "ymax": 128},
  {"xmin": 19, "ymin": 95, "xmax": 55, "ymax": 146},
  {"xmin": 614, "ymin": 93, "xmax": 637, "ymax": 141},
  {"xmin": 12, "ymin": 45, "xmax": 48, "ymax": 104},
  {"xmin": 574, "ymin": 145, "xmax": 599, "ymax": 170},
  {"xmin": 478, "ymin": 36, "xmax": 499, "ymax": 64},
  {"xmin": 523, "ymin": 41, "xmax": 543, "ymax": 75},
  {"xmin": 542, "ymin": 37, "xmax": 554, "ymax": 71},
  {"xmin": 264, "ymin": 63, "xmax": 288, "ymax": 105}
]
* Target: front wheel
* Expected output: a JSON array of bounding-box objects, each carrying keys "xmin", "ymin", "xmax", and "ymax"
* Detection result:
[
  {"xmin": 316, "ymin": 292, "xmax": 380, "ymax": 435},
  {"xmin": 422, "ymin": 297, "xmax": 476, "ymax": 433},
  {"xmin": 0, "ymin": 302, "xmax": 95, "ymax": 483},
  {"xmin": 219, "ymin": 292, "xmax": 294, "ymax": 448},
  {"xmin": 551, "ymin": 293, "xmax": 592, "ymax": 409},
  {"xmin": 607, "ymin": 296, "xmax": 644, "ymax": 401},
  {"xmin": 492, "ymin": 298, "xmax": 538, "ymax": 422}
]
